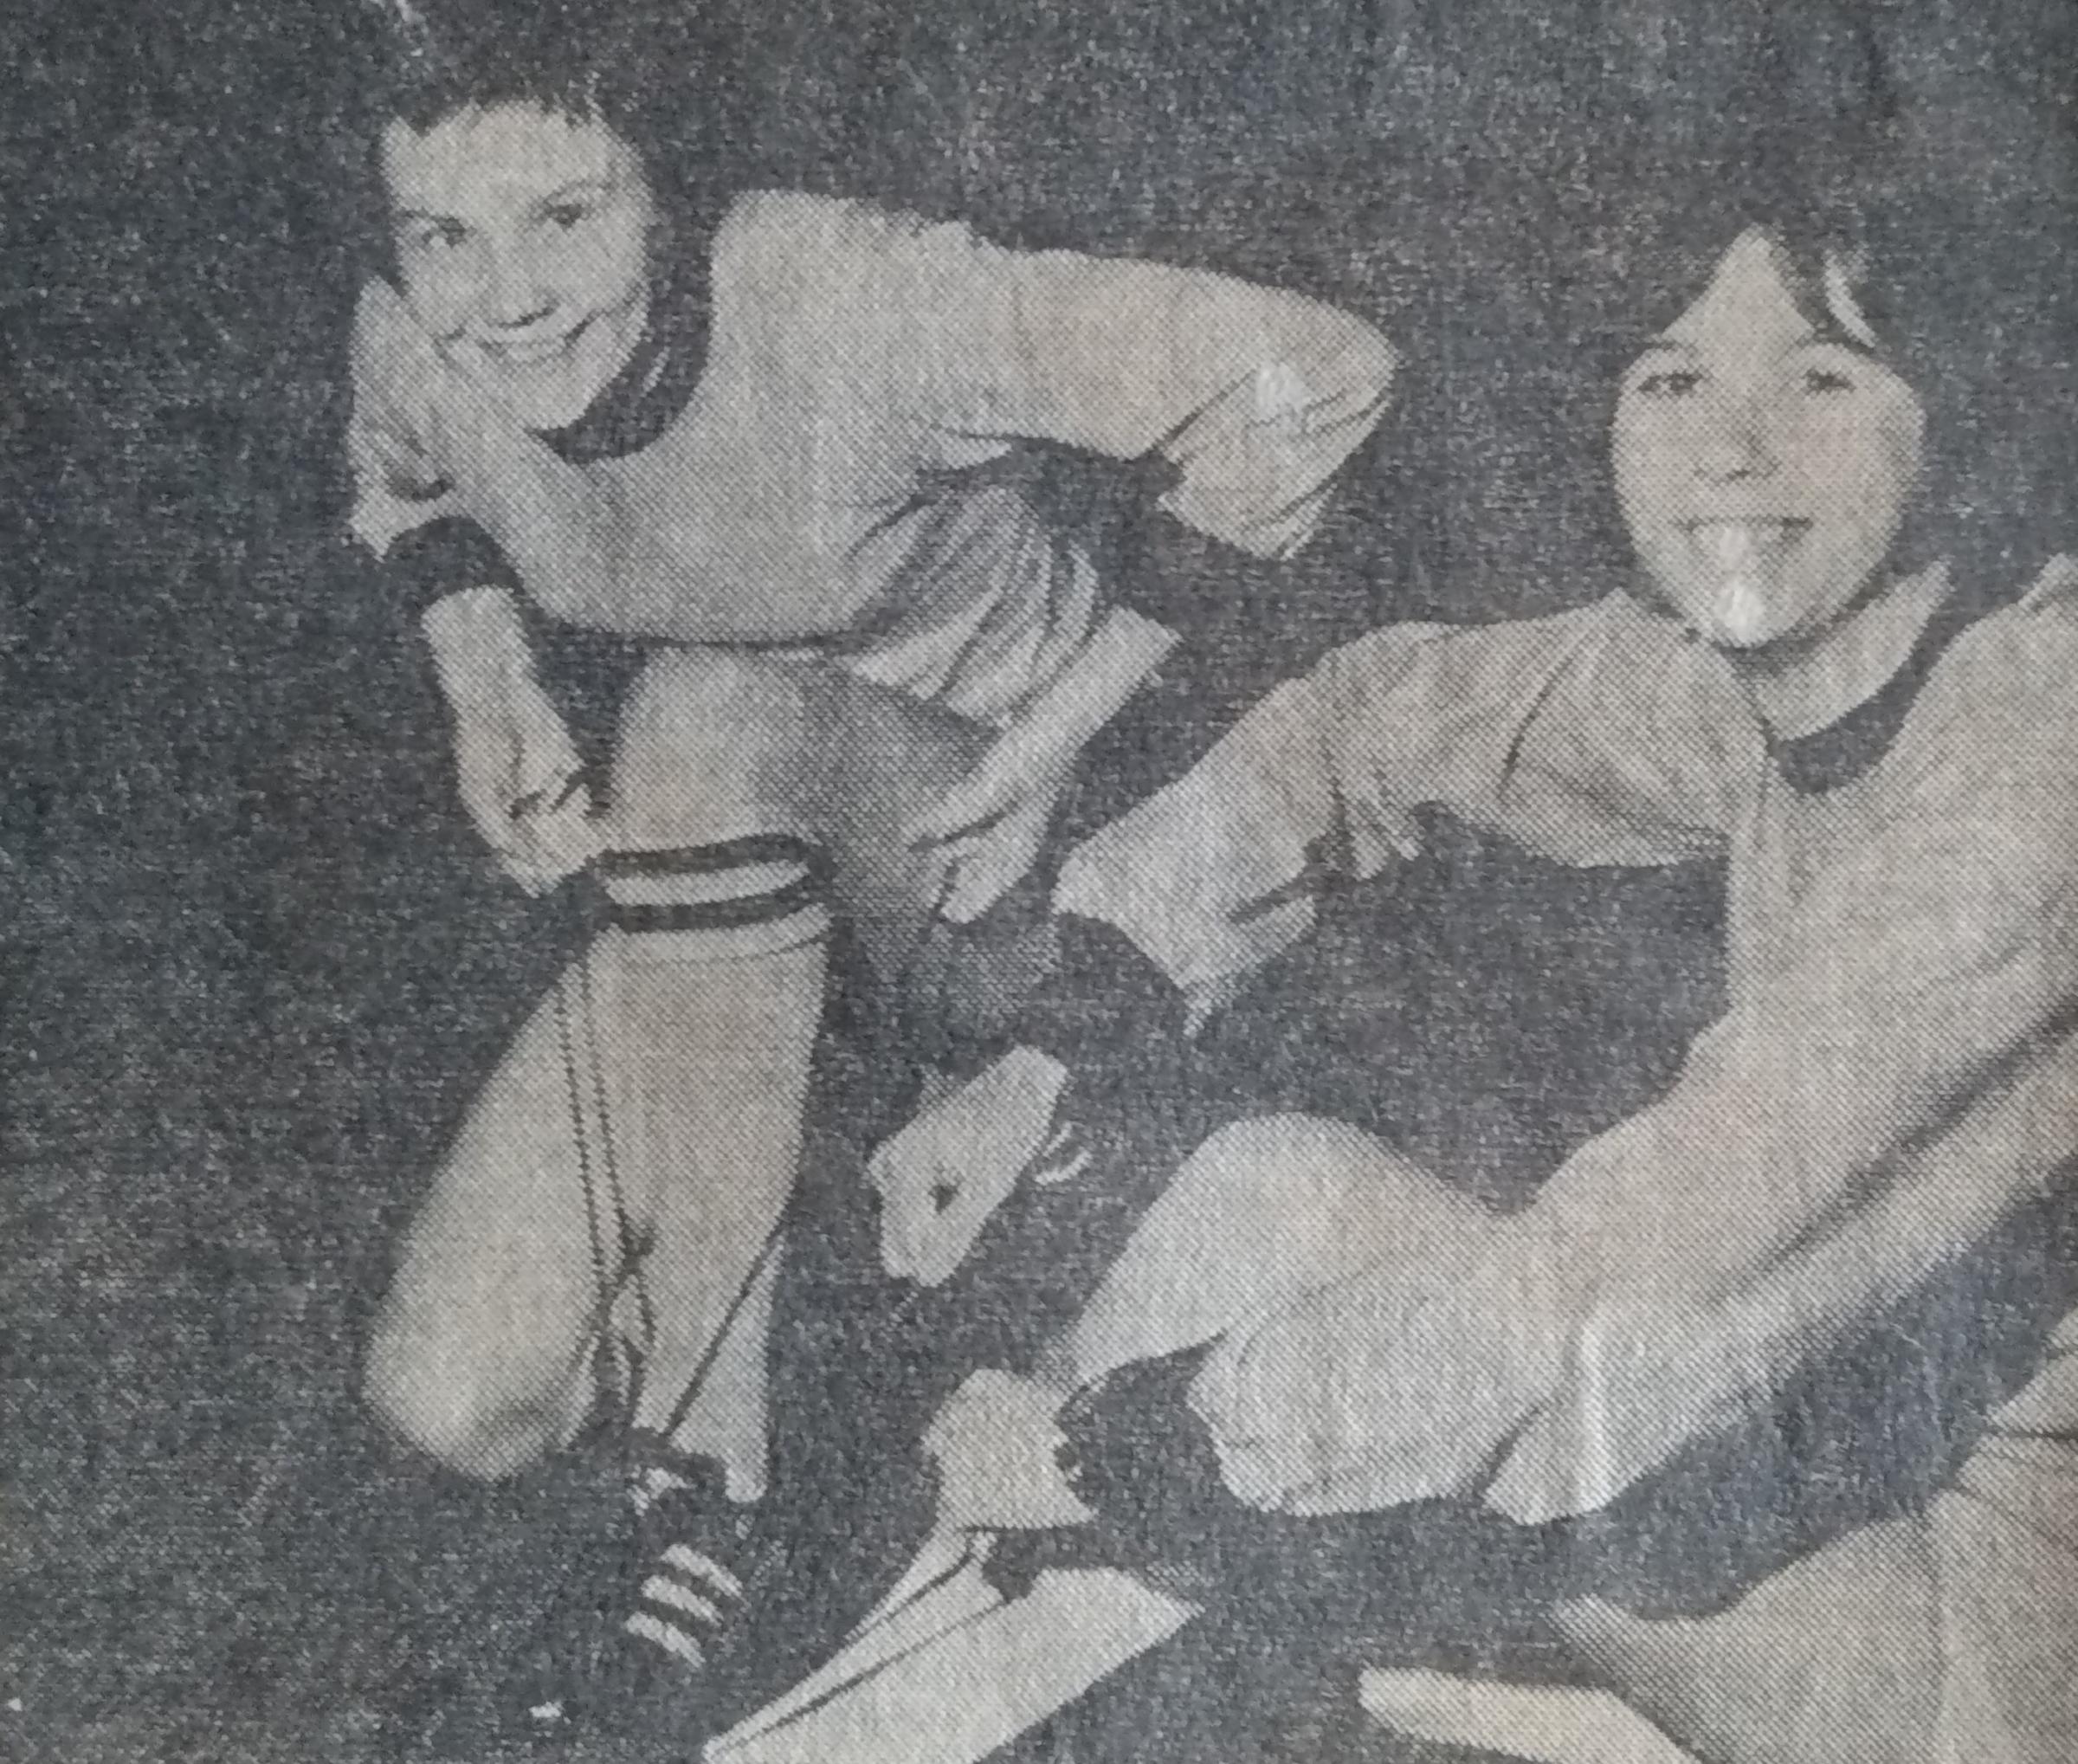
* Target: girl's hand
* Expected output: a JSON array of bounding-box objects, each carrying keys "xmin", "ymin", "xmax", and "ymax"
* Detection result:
[
  {"xmin": 907, "ymin": 607, "xmax": 1177, "ymax": 924},
  {"xmin": 426, "ymin": 590, "xmax": 602, "ymax": 895},
  {"xmin": 924, "ymin": 1370, "xmax": 1094, "ymax": 1532},
  {"xmin": 869, "ymin": 1048, "xmax": 1086, "ymax": 1287},
  {"xmin": 907, "ymin": 746, "xmax": 1075, "ymax": 925},
  {"xmin": 351, "ymin": 279, "xmax": 514, "ymax": 479},
  {"xmin": 445, "ymin": 662, "xmax": 601, "ymax": 895}
]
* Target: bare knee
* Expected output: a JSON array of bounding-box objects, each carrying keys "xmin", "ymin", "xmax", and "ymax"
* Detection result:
[
  {"xmin": 1067, "ymin": 1116, "xmax": 1478, "ymax": 1384},
  {"xmin": 361, "ymin": 1308, "xmax": 571, "ymax": 1483},
  {"xmin": 610, "ymin": 648, "xmax": 822, "ymax": 849}
]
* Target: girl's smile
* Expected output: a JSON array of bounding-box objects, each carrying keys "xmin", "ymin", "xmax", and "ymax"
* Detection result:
[
  {"xmin": 382, "ymin": 103, "xmax": 657, "ymax": 433},
  {"xmin": 1614, "ymin": 228, "xmax": 1926, "ymax": 654}
]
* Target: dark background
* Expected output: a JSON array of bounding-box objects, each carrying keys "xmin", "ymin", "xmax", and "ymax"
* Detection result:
[{"xmin": 4, "ymin": 1, "xmax": 2076, "ymax": 1756}]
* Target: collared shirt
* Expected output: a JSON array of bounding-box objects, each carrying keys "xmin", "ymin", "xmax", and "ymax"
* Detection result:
[
  {"xmin": 1055, "ymin": 558, "xmax": 2078, "ymax": 1517},
  {"xmin": 350, "ymin": 191, "xmax": 1396, "ymax": 727}
]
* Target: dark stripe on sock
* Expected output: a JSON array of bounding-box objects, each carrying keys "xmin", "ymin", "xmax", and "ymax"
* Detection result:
[
  {"xmin": 597, "ymin": 835, "xmax": 826, "ymax": 882},
  {"xmin": 608, "ymin": 873, "xmax": 827, "ymax": 934}
]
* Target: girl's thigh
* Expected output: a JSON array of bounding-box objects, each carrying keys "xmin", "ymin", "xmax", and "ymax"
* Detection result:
[
  {"xmin": 606, "ymin": 647, "xmax": 985, "ymax": 984},
  {"xmin": 804, "ymin": 662, "xmax": 987, "ymax": 982},
  {"xmin": 1068, "ymin": 1113, "xmax": 1489, "ymax": 1386}
]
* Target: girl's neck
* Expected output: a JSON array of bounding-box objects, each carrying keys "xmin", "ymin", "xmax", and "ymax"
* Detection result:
[{"xmin": 1729, "ymin": 562, "xmax": 1952, "ymax": 740}]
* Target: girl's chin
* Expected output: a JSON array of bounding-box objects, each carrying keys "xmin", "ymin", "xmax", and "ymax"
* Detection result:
[
  {"xmin": 1665, "ymin": 572, "xmax": 1843, "ymax": 654},
  {"xmin": 482, "ymin": 371, "xmax": 613, "ymax": 435},
  {"xmin": 464, "ymin": 335, "xmax": 641, "ymax": 433}
]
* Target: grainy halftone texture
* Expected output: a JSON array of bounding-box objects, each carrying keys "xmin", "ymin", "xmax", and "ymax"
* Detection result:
[{"xmin": 6, "ymin": 3, "xmax": 2078, "ymax": 1760}]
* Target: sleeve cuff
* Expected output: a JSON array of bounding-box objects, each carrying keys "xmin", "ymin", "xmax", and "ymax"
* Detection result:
[{"xmin": 384, "ymin": 515, "xmax": 521, "ymax": 622}]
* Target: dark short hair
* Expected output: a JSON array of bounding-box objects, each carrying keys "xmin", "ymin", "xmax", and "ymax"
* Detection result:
[
  {"xmin": 351, "ymin": 0, "xmax": 756, "ymax": 251},
  {"xmin": 1557, "ymin": 121, "xmax": 2078, "ymax": 588}
]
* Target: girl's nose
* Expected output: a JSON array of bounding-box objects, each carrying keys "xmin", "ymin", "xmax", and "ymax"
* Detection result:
[
  {"xmin": 481, "ymin": 242, "xmax": 556, "ymax": 329},
  {"xmin": 1692, "ymin": 400, "xmax": 1780, "ymax": 483}
]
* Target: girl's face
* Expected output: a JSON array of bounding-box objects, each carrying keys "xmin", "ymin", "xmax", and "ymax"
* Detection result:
[
  {"xmin": 380, "ymin": 102, "xmax": 656, "ymax": 432},
  {"xmin": 1613, "ymin": 227, "xmax": 1927, "ymax": 651}
]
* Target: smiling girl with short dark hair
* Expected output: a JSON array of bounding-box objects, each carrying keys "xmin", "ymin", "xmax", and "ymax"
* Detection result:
[{"xmin": 337, "ymin": 0, "xmax": 1396, "ymax": 1746}]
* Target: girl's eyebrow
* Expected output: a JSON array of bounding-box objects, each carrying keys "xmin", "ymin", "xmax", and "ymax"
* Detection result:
[{"xmin": 528, "ymin": 176, "xmax": 616, "ymax": 214}]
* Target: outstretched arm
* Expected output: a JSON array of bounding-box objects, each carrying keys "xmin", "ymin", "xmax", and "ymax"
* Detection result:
[
  {"xmin": 875, "ymin": 595, "xmax": 1740, "ymax": 1284},
  {"xmin": 1050, "ymin": 593, "xmax": 1737, "ymax": 998},
  {"xmin": 1191, "ymin": 591, "xmax": 2078, "ymax": 1521},
  {"xmin": 859, "ymin": 204, "xmax": 1399, "ymax": 918}
]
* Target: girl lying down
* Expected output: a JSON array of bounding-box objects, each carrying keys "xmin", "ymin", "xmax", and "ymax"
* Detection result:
[{"xmin": 836, "ymin": 131, "xmax": 2078, "ymax": 1764}]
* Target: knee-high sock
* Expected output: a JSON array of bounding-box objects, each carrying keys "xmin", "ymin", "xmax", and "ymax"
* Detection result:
[{"xmin": 587, "ymin": 838, "xmax": 834, "ymax": 1500}]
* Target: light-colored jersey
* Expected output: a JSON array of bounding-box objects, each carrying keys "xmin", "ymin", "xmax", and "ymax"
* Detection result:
[
  {"xmin": 1056, "ymin": 558, "xmax": 2078, "ymax": 1515},
  {"xmin": 351, "ymin": 191, "xmax": 1397, "ymax": 727}
]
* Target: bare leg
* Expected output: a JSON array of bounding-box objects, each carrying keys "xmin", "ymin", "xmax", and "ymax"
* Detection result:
[
  {"xmin": 858, "ymin": 1115, "xmax": 2078, "ymax": 1764},
  {"xmin": 365, "ymin": 966, "xmax": 618, "ymax": 1479},
  {"xmin": 368, "ymin": 646, "xmax": 980, "ymax": 1484},
  {"xmin": 1061, "ymin": 1113, "xmax": 1490, "ymax": 1391}
]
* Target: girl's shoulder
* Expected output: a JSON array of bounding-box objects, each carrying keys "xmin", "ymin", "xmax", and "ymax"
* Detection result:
[
  {"xmin": 1936, "ymin": 554, "xmax": 2078, "ymax": 695},
  {"xmin": 1907, "ymin": 554, "xmax": 2078, "ymax": 779},
  {"xmin": 713, "ymin": 189, "xmax": 973, "ymax": 296}
]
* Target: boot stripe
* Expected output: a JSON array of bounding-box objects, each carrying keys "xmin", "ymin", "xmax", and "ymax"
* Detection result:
[
  {"xmin": 661, "ymin": 1543, "xmax": 745, "ymax": 1600},
  {"xmin": 624, "ymin": 1611, "xmax": 707, "ymax": 1668}
]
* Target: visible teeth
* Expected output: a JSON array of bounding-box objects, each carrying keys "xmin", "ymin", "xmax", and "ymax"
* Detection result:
[{"xmin": 487, "ymin": 336, "xmax": 570, "ymax": 365}]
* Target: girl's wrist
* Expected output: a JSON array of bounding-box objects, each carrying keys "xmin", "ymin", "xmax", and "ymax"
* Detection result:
[
  {"xmin": 423, "ymin": 585, "xmax": 532, "ymax": 688},
  {"xmin": 985, "ymin": 611, "xmax": 1178, "ymax": 786}
]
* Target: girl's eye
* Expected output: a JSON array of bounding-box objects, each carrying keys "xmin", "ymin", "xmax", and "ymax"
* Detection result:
[
  {"xmin": 1803, "ymin": 365, "xmax": 1855, "ymax": 395},
  {"xmin": 545, "ymin": 203, "xmax": 591, "ymax": 232},
  {"xmin": 1635, "ymin": 369, "xmax": 1703, "ymax": 400},
  {"xmin": 405, "ymin": 221, "xmax": 464, "ymax": 255}
]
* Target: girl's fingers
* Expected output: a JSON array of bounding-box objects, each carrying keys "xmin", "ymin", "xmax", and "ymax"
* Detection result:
[
  {"xmin": 940, "ymin": 813, "xmax": 1051, "ymax": 922},
  {"xmin": 1029, "ymin": 1127, "xmax": 1091, "ymax": 1188},
  {"xmin": 905, "ymin": 743, "xmax": 1069, "ymax": 850}
]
